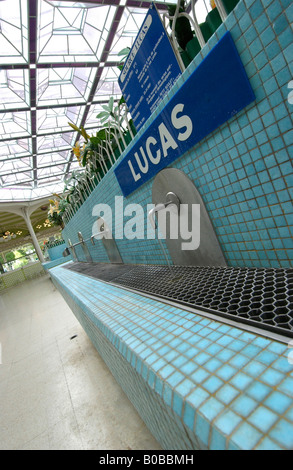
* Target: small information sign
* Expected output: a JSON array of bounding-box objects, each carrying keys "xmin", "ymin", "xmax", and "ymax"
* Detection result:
[
  {"xmin": 115, "ymin": 32, "xmax": 256, "ymax": 198},
  {"xmin": 118, "ymin": 3, "xmax": 182, "ymax": 131}
]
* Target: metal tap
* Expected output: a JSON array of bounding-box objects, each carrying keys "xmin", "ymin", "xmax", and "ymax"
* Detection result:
[
  {"xmin": 90, "ymin": 225, "xmax": 109, "ymax": 245},
  {"xmin": 148, "ymin": 192, "xmax": 180, "ymax": 230}
]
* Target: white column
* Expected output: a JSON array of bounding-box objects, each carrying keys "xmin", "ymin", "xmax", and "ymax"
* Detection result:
[{"xmin": 20, "ymin": 207, "xmax": 45, "ymax": 264}]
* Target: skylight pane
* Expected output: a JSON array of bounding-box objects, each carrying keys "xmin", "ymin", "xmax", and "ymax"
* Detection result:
[
  {"xmin": 38, "ymin": 177, "xmax": 62, "ymax": 187},
  {"xmin": 37, "ymin": 151, "xmax": 69, "ymax": 168},
  {"xmin": 0, "ymin": 111, "xmax": 31, "ymax": 140},
  {"xmin": 37, "ymin": 67, "xmax": 95, "ymax": 106},
  {"xmin": 107, "ymin": 6, "xmax": 147, "ymax": 62},
  {"xmin": 2, "ymin": 170, "xmax": 32, "ymax": 185},
  {"xmin": 0, "ymin": 69, "xmax": 30, "ymax": 110},
  {"xmin": 0, "ymin": 138, "xmax": 31, "ymax": 161},
  {"xmin": 38, "ymin": 1, "xmax": 115, "ymax": 63},
  {"xmin": 69, "ymin": 160, "xmax": 81, "ymax": 171},
  {"xmin": 0, "ymin": 157, "xmax": 32, "ymax": 176},
  {"xmin": 37, "ymin": 132, "xmax": 75, "ymax": 153},
  {"xmin": 42, "ymin": 35, "xmax": 69, "ymax": 56},
  {"xmin": 0, "ymin": 187, "xmax": 27, "ymax": 201},
  {"xmin": 37, "ymin": 168, "xmax": 65, "ymax": 185},
  {"xmin": 37, "ymin": 105, "xmax": 85, "ymax": 134},
  {"xmin": 0, "ymin": 0, "xmax": 28, "ymax": 64},
  {"xmin": 94, "ymin": 66, "xmax": 121, "ymax": 101}
]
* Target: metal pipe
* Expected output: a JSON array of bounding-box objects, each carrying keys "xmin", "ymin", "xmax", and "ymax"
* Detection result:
[
  {"xmin": 162, "ymin": 2, "xmax": 185, "ymax": 71},
  {"xmin": 90, "ymin": 228, "xmax": 109, "ymax": 245},
  {"xmin": 148, "ymin": 192, "xmax": 180, "ymax": 277},
  {"xmin": 68, "ymin": 239, "xmax": 77, "ymax": 261},
  {"xmin": 104, "ymin": 132, "xmax": 114, "ymax": 166},
  {"xmin": 71, "ymin": 240, "xmax": 84, "ymax": 248},
  {"xmin": 70, "ymin": 228, "xmax": 110, "ymax": 247},
  {"xmin": 81, "ymin": 177, "xmax": 91, "ymax": 197},
  {"xmin": 68, "ymin": 205, "xmax": 74, "ymax": 219},
  {"xmin": 97, "ymin": 145, "xmax": 108, "ymax": 175},
  {"xmin": 122, "ymin": 103, "xmax": 135, "ymax": 140},
  {"xmin": 148, "ymin": 203, "xmax": 168, "ymax": 230},
  {"xmin": 112, "ymin": 125, "xmax": 123, "ymax": 157},
  {"xmin": 214, "ymin": 0, "xmax": 227, "ymax": 22},
  {"xmin": 188, "ymin": 0, "xmax": 206, "ymax": 48},
  {"xmin": 89, "ymin": 174, "xmax": 96, "ymax": 190},
  {"xmin": 106, "ymin": 123, "xmax": 115, "ymax": 165},
  {"xmin": 110, "ymin": 119, "xmax": 127, "ymax": 150},
  {"xmin": 148, "ymin": 192, "xmax": 180, "ymax": 230}
]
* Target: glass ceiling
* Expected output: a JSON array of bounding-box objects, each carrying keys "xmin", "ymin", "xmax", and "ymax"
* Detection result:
[{"xmin": 0, "ymin": 0, "xmax": 178, "ymax": 201}]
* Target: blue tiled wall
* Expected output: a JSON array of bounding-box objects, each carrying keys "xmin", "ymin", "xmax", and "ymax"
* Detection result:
[
  {"xmin": 63, "ymin": 0, "xmax": 293, "ymax": 269},
  {"xmin": 47, "ymin": 243, "xmax": 67, "ymax": 261}
]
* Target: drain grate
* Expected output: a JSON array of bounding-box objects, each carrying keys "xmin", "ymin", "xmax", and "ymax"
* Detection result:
[{"xmin": 64, "ymin": 263, "xmax": 293, "ymax": 339}]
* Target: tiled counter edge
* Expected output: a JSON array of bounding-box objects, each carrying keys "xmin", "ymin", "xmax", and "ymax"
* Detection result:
[
  {"xmin": 49, "ymin": 263, "xmax": 293, "ymax": 450},
  {"xmin": 42, "ymin": 256, "xmax": 72, "ymax": 271}
]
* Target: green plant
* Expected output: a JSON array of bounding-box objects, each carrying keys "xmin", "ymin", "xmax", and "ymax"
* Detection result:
[
  {"xmin": 82, "ymin": 131, "xmax": 105, "ymax": 166},
  {"xmin": 47, "ymin": 193, "xmax": 69, "ymax": 228},
  {"xmin": 5, "ymin": 252, "xmax": 15, "ymax": 263},
  {"xmin": 63, "ymin": 171, "xmax": 83, "ymax": 193},
  {"xmin": 47, "ymin": 211, "xmax": 63, "ymax": 228},
  {"xmin": 117, "ymin": 47, "xmax": 130, "ymax": 71},
  {"xmin": 12, "ymin": 252, "xmax": 29, "ymax": 269},
  {"xmin": 96, "ymin": 96, "xmax": 128, "ymax": 133},
  {"xmin": 96, "ymin": 96, "xmax": 116, "ymax": 125},
  {"xmin": 69, "ymin": 123, "xmax": 113, "ymax": 168}
]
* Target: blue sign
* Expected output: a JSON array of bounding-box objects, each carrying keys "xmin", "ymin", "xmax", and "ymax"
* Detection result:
[
  {"xmin": 118, "ymin": 3, "xmax": 182, "ymax": 131},
  {"xmin": 115, "ymin": 32, "xmax": 256, "ymax": 198}
]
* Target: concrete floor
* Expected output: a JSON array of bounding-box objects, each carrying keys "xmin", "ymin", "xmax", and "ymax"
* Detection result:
[{"xmin": 0, "ymin": 273, "xmax": 161, "ymax": 450}]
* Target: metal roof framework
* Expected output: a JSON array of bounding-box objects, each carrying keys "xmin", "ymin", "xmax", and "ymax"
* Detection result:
[{"xmin": 0, "ymin": 0, "xmax": 178, "ymax": 202}]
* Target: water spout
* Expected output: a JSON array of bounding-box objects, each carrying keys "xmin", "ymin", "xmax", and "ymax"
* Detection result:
[
  {"xmin": 90, "ymin": 227, "xmax": 109, "ymax": 245},
  {"xmin": 148, "ymin": 192, "xmax": 180, "ymax": 277}
]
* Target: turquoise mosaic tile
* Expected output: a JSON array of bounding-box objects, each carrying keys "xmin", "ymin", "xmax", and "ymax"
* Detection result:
[
  {"xmin": 231, "ymin": 395, "xmax": 258, "ymax": 418},
  {"xmin": 230, "ymin": 422, "xmax": 263, "ymax": 449},
  {"xmin": 50, "ymin": 265, "xmax": 293, "ymax": 450},
  {"xmin": 214, "ymin": 409, "xmax": 242, "ymax": 438},
  {"xmin": 42, "ymin": 257, "xmax": 72, "ymax": 270},
  {"xmin": 255, "ymin": 437, "xmax": 283, "ymax": 450},
  {"xmin": 248, "ymin": 405, "xmax": 278, "ymax": 432},
  {"xmin": 270, "ymin": 420, "xmax": 293, "ymax": 448},
  {"xmin": 216, "ymin": 384, "xmax": 239, "ymax": 405}
]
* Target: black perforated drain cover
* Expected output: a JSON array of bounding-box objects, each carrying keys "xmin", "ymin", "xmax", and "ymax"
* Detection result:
[{"xmin": 64, "ymin": 263, "xmax": 293, "ymax": 339}]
